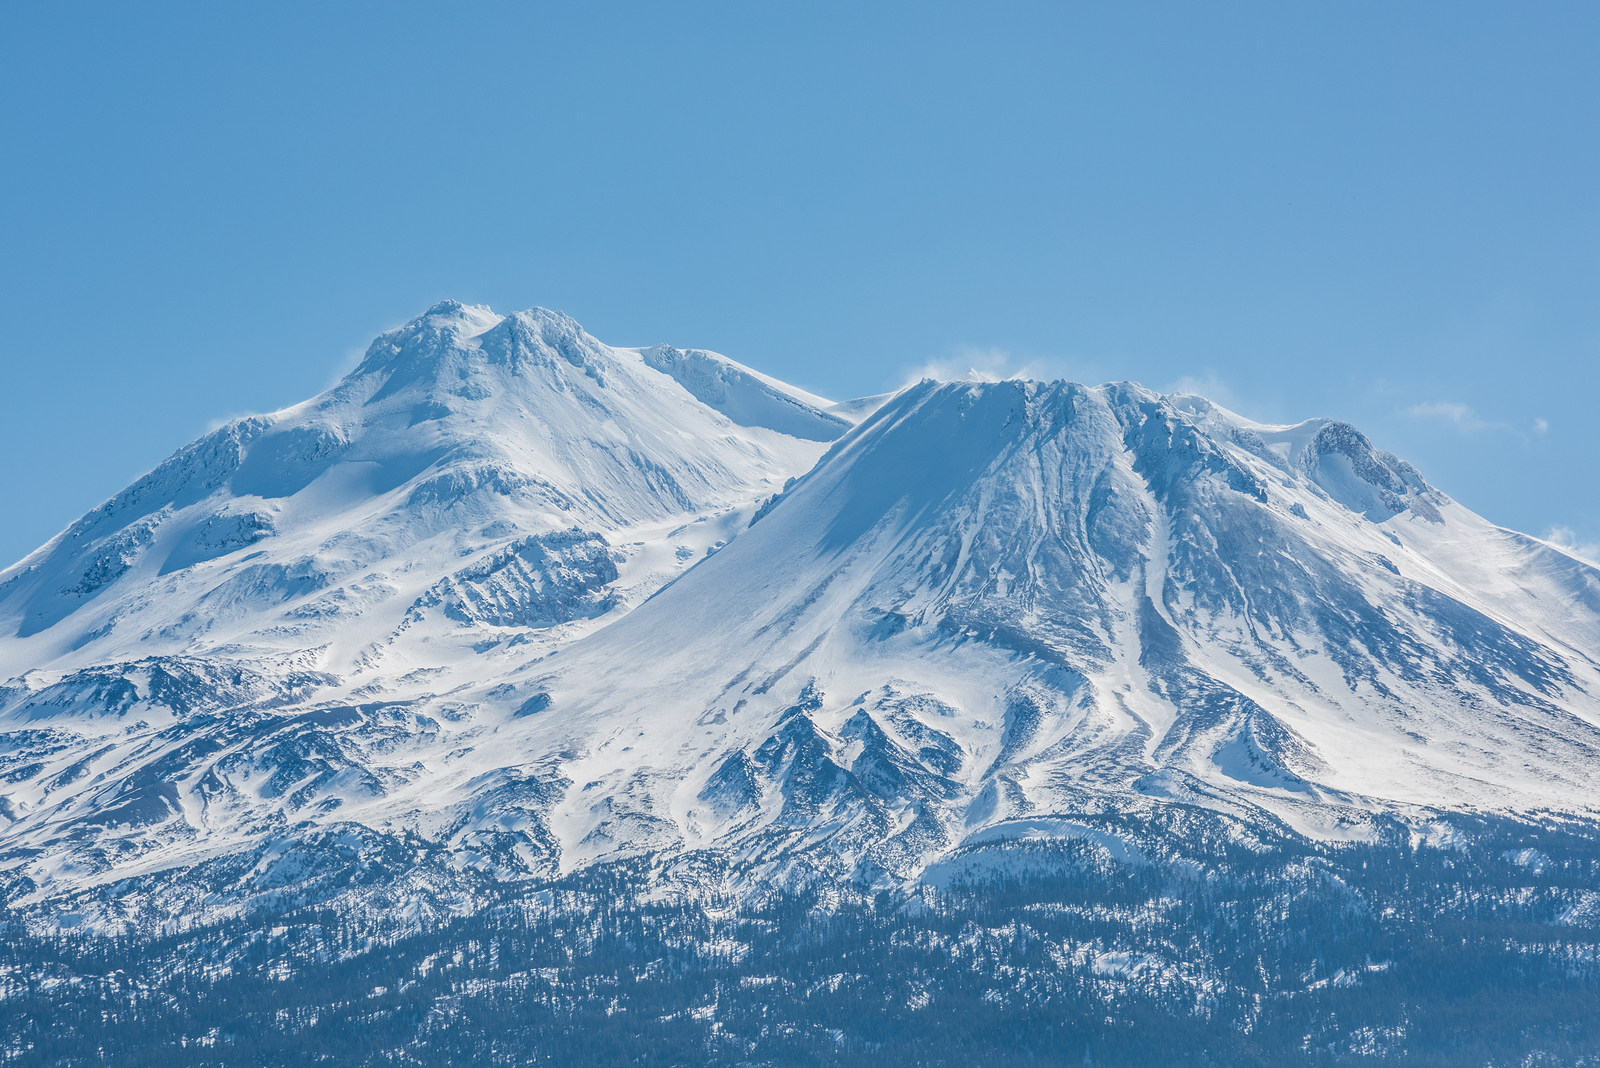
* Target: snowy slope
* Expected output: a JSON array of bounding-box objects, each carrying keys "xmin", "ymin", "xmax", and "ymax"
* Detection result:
[
  {"xmin": 2, "ymin": 317, "xmax": 1598, "ymax": 931},
  {"xmin": 0, "ymin": 302, "xmax": 839, "ymax": 685},
  {"xmin": 486, "ymin": 379, "xmax": 1600, "ymax": 884}
]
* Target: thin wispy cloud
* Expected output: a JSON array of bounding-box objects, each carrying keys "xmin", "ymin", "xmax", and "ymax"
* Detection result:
[
  {"xmin": 1543, "ymin": 526, "xmax": 1600, "ymax": 567},
  {"xmin": 900, "ymin": 355, "xmax": 1254, "ymax": 416},
  {"xmin": 1403, "ymin": 401, "xmax": 1507, "ymax": 433},
  {"xmin": 899, "ymin": 347, "xmax": 1082, "ymax": 388},
  {"xmin": 1404, "ymin": 401, "xmax": 1552, "ymax": 440},
  {"xmin": 1166, "ymin": 373, "xmax": 1239, "ymax": 409}
]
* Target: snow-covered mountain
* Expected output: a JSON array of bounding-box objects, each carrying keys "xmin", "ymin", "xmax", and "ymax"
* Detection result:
[
  {"xmin": 1, "ymin": 304, "xmax": 1597, "ymax": 933},
  {"xmin": 0, "ymin": 301, "xmax": 837, "ymax": 681}
]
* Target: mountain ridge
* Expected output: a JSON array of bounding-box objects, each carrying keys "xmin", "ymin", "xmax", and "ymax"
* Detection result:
[
  {"xmin": 0, "ymin": 304, "xmax": 1597, "ymax": 936},
  {"xmin": 0, "ymin": 303, "xmax": 840, "ymax": 681}
]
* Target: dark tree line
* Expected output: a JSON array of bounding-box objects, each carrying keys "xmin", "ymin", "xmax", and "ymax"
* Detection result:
[{"xmin": 2, "ymin": 809, "xmax": 1598, "ymax": 1066}]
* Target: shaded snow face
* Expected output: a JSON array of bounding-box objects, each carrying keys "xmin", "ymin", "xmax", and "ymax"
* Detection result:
[
  {"xmin": 403, "ymin": 529, "xmax": 621, "ymax": 630},
  {"xmin": 2, "ymin": 309, "xmax": 1600, "ymax": 930},
  {"xmin": 638, "ymin": 345, "xmax": 852, "ymax": 443}
]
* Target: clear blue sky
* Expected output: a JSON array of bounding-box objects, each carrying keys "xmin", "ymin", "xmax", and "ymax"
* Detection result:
[{"xmin": 2, "ymin": 2, "xmax": 1596, "ymax": 566}]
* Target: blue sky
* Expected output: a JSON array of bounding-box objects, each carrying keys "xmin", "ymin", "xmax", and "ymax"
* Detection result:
[{"xmin": 1, "ymin": 2, "xmax": 1596, "ymax": 566}]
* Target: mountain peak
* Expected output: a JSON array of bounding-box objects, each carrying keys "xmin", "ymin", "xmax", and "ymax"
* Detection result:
[
  {"xmin": 408, "ymin": 298, "xmax": 504, "ymax": 337},
  {"xmin": 347, "ymin": 301, "xmax": 503, "ymax": 383},
  {"xmin": 4, "ymin": 304, "xmax": 1598, "ymax": 948},
  {"xmin": 420, "ymin": 297, "xmax": 491, "ymax": 319},
  {"xmin": 0, "ymin": 300, "xmax": 843, "ymax": 680},
  {"xmin": 335, "ymin": 302, "xmax": 628, "ymax": 407}
]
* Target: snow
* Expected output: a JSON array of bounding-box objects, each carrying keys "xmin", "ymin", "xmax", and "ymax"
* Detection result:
[
  {"xmin": 635, "ymin": 344, "xmax": 852, "ymax": 442},
  {"xmin": 0, "ymin": 303, "xmax": 829, "ymax": 682},
  {"xmin": 2, "ymin": 304, "xmax": 1599, "ymax": 923}
]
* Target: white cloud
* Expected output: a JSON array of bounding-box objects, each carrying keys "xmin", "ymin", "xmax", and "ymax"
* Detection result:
[
  {"xmin": 1402, "ymin": 402, "xmax": 1507, "ymax": 433},
  {"xmin": 1166, "ymin": 373, "xmax": 1238, "ymax": 408},
  {"xmin": 1533, "ymin": 418, "xmax": 1549, "ymax": 434},
  {"xmin": 1543, "ymin": 526, "xmax": 1600, "ymax": 566},
  {"xmin": 899, "ymin": 347, "xmax": 1080, "ymax": 388}
]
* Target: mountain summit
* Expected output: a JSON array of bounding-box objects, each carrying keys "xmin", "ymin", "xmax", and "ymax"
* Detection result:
[
  {"xmin": 0, "ymin": 303, "xmax": 838, "ymax": 680},
  {"xmin": 0, "ymin": 305, "xmax": 1597, "ymax": 932},
  {"xmin": 525, "ymin": 377, "xmax": 1600, "ymax": 880}
]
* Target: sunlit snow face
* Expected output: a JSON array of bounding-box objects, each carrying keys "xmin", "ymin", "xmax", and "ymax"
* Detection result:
[{"xmin": 1, "ymin": 304, "xmax": 1597, "ymax": 931}]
